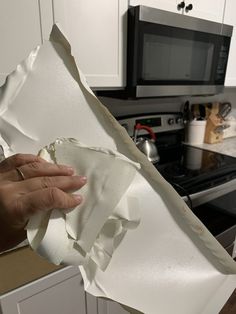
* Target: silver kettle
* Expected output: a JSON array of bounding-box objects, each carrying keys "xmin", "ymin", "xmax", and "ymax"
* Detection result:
[{"xmin": 133, "ymin": 123, "xmax": 160, "ymax": 164}]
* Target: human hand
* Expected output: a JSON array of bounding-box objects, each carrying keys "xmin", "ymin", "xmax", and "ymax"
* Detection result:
[{"xmin": 0, "ymin": 154, "xmax": 86, "ymax": 252}]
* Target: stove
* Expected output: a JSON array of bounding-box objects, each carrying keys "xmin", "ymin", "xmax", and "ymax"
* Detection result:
[
  {"xmin": 118, "ymin": 113, "xmax": 236, "ymax": 255},
  {"xmin": 157, "ymin": 145, "xmax": 236, "ymax": 196},
  {"xmin": 118, "ymin": 113, "xmax": 236, "ymax": 200}
]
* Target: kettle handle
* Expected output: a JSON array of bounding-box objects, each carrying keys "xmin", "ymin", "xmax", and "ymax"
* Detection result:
[{"xmin": 134, "ymin": 123, "xmax": 156, "ymax": 141}]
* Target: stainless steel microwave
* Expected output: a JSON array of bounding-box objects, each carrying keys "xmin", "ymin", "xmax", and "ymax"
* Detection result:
[{"xmin": 127, "ymin": 5, "xmax": 233, "ymax": 98}]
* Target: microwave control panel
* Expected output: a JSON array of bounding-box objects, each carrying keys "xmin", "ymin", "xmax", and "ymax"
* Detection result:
[{"xmin": 117, "ymin": 114, "xmax": 184, "ymax": 137}]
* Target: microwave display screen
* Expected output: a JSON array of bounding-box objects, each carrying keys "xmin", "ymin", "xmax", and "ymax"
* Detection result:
[
  {"xmin": 136, "ymin": 117, "xmax": 161, "ymax": 127},
  {"xmin": 142, "ymin": 33, "xmax": 214, "ymax": 82}
]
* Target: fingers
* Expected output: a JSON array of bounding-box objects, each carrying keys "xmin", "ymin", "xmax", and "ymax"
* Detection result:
[
  {"xmin": 0, "ymin": 154, "xmax": 79, "ymax": 183},
  {"xmin": 0, "ymin": 154, "xmax": 46, "ymax": 173},
  {"xmin": 1, "ymin": 161, "xmax": 75, "ymax": 182},
  {"xmin": 9, "ymin": 188, "xmax": 83, "ymax": 228},
  {"xmin": 15, "ymin": 175, "xmax": 87, "ymax": 194},
  {"xmin": 0, "ymin": 154, "xmax": 88, "ymax": 242},
  {"xmin": 0, "ymin": 175, "xmax": 87, "ymax": 229}
]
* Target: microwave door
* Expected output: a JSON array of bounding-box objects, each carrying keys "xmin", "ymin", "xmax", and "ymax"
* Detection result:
[
  {"xmin": 127, "ymin": 6, "xmax": 232, "ymax": 98},
  {"xmin": 142, "ymin": 34, "xmax": 214, "ymax": 82}
]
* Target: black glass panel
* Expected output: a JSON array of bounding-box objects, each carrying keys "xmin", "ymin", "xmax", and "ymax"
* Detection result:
[
  {"xmin": 156, "ymin": 145, "xmax": 236, "ymax": 196},
  {"xmin": 137, "ymin": 21, "xmax": 230, "ymax": 86}
]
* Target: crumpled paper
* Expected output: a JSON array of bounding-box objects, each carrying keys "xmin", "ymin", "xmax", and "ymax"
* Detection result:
[
  {"xmin": 27, "ymin": 138, "xmax": 141, "ymax": 270},
  {"xmin": 0, "ymin": 24, "xmax": 236, "ymax": 314}
]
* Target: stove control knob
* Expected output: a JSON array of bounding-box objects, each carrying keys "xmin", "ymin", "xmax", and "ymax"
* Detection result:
[
  {"xmin": 168, "ymin": 118, "xmax": 175, "ymax": 125},
  {"xmin": 176, "ymin": 117, "xmax": 183, "ymax": 124}
]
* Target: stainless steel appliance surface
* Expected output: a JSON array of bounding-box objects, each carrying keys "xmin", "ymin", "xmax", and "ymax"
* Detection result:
[
  {"xmin": 118, "ymin": 113, "xmax": 236, "ymax": 255},
  {"xmin": 127, "ymin": 5, "xmax": 233, "ymax": 98}
]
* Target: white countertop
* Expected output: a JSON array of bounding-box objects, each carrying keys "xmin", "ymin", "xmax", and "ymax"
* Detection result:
[{"xmin": 186, "ymin": 136, "xmax": 236, "ymax": 158}]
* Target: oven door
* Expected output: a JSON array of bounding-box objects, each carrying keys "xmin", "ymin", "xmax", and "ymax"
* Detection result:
[{"xmin": 190, "ymin": 190, "xmax": 236, "ymax": 257}]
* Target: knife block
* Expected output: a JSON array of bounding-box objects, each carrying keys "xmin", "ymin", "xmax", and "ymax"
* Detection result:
[{"xmin": 204, "ymin": 114, "xmax": 223, "ymax": 144}]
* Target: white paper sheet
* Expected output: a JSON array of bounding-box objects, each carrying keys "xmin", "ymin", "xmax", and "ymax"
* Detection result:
[
  {"xmin": 0, "ymin": 24, "xmax": 236, "ymax": 314},
  {"xmin": 27, "ymin": 138, "xmax": 141, "ymax": 270}
]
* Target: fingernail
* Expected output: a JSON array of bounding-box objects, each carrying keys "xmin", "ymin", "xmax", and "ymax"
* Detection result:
[
  {"xmin": 73, "ymin": 194, "xmax": 82, "ymax": 203},
  {"xmin": 79, "ymin": 176, "xmax": 87, "ymax": 183},
  {"xmin": 65, "ymin": 166, "xmax": 74, "ymax": 174}
]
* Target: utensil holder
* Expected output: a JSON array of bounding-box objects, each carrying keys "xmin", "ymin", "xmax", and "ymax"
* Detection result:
[
  {"xmin": 204, "ymin": 114, "xmax": 223, "ymax": 144},
  {"xmin": 187, "ymin": 119, "xmax": 206, "ymax": 144}
]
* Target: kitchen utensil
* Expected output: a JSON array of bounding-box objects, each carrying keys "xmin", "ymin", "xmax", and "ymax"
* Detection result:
[
  {"xmin": 199, "ymin": 104, "xmax": 206, "ymax": 120},
  {"xmin": 214, "ymin": 124, "xmax": 230, "ymax": 134},
  {"xmin": 183, "ymin": 101, "xmax": 190, "ymax": 124},
  {"xmin": 191, "ymin": 103, "xmax": 211, "ymax": 120},
  {"xmin": 218, "ymin": 102, "xmax": 232, "ymax": 120},
  {"xmin": 134, "ymin": 123, "xmax": 160, "ymax": 164}
]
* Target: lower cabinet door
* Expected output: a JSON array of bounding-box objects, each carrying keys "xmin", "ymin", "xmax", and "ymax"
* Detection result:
[
  {"xmin": 86, "ymin": 293, "xmax": 131, "ymax": 314},
  {"xmin": 0, "ymin": 266, "xmax": 86, "ymax": 314},
  {"xmin": 98, "ymin": 298, "xmax": 130, "ymax": 314}
]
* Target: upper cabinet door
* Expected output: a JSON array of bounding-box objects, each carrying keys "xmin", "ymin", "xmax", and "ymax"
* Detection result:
[
  {"xmin": 0, "ymin": 0, "xmax": 53, "ymax": 86},
  {"xmin": 129, "ymin": 0, "xmax": 225, "ymax": 23},
  {"xmin": 223, "ymin": 0, "xmax": 236, "ymax": 86},
  {"xmin": 129, "ymin": 0, "xmax": 178, "ymax": 13},
  {"xmin": 185, "ymin": 0, "xmax": 225, "ymax": 23},
  {"xmin": 53, "ymin": 0, "xmax": 128, "ymax": 88}
]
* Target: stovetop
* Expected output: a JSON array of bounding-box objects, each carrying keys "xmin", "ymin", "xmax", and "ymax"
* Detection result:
[
  {"xmin": 117, "ymin": 113, "xmax": 236, "ymax": 199},
  {"xmin": 156, "ymin": 144, "xmax": 236, "ymax": 196}
]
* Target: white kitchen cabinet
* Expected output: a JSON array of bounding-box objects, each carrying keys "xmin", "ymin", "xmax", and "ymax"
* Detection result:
[
  {"xmin": 0, "ymin": 266, "xmax": 87, "ymax": 314},
  {"xmin": 129, "ymin": 0, "xmax": 178, "ymax": 13},
  {"xmin": 86, "ymin": 292, "xmax": 130, "ymax": 314},
  {"xmin": 129, "ymin": 0, "xmax": 225, "ymax": 22},
  {"xmin": 0, "ymin": 0, "xmax": 53, "ymax": 87},
  {"xmin": 98, "ymin": 298, "xmax": 130, "ymax": 314},
  {"xmin": 223, "ymin": 0, "xmax": 236, "ymax": 86},
  {"xmin": 186, "ymin": 0, "xmax": 225, "ymax": 23},
  {"xmin": 0, "ymin": 251, "xmax": 130, "ymax": 314},
  {"xmin": 0, "ymin": 0, "xmax": 128, "ymax": 89},
  {"xmin": 52, "ymin": 0, "xmax": 128, "ymax": 88}
]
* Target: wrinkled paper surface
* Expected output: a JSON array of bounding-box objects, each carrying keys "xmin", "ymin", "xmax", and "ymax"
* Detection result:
[
  {"xmin": 27, "ymin": 138, "xmax": 141, "ymax": 270},
  {"xmin": 0, "ymin": 24, "xmax": 236, "ymax": 314}
]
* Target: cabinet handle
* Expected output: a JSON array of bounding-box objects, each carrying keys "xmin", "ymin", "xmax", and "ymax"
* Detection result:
[
  {"xmin": 185, "ymin": 3, "xmax": 193, "ymax": 13},
  {"xmin": 177, "ymin": 1, "xmax": 185, "ymax": 10}
]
